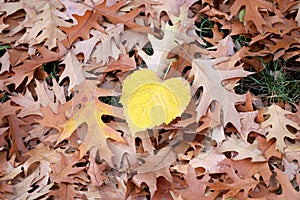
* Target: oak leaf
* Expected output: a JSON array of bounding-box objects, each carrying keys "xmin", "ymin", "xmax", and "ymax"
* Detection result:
[
  {"xmin": 57, "ymin": 80, "xmax": 126, "ymax": 165},
  {"xmin": 189, "ymin": 148, "xmax": 226, "ymax": 174},
  {"xmin": 260, "ymin": 104, "xmax": 300, "ymax": 152},
  {"xmin": 175, "ymin": 166, "xmax": 217, "ymax": 200},
  {"xmin": 219, "ymin": 158, "xmax": 272, "ymax": 186},
  {"xmin": 7, "ymin": 115, "xmax": 28, "ymax": 159},
  {"xmin": 229, "ymin": 0, "xmax": 273, "ymax": 32},
  {"xmin": 60, "ymin": 7, "xmax": 105, "ymax": 48},
  {"xmin": 285, "ymin": 140, "xmax": 300, "ymax": 167},
  {"xmin": 0, "ymin": 0, "xmax": 72, "ymax": 49},
  {"xmin": 48, "ymin": 183, "xmax": 83, "ymax": 200},
  {"xmin": 61, "ymin": 0, "xmax": 151, "ymax": 48},
  {"xmin": 274, "ymin": 168, "xmax": 300, "ymax": 200},
  {"xmin": 0, "ymin": 100, "xmax": 20, "ymax": 123},
  {"xmin": 239, "ymin": 110, "xmax": 269, "ymax": 141},
  {"xmin": 0, "ymin": 52, "xmax": 10, "ymax": 74},
  {"xmin": 59, "ymin": 50, "xmax": 85, "ymax": 91},
  {"xmin": 137, "ymin": 22, "xmax": 183, "ymax": 77},
  {"xmin": 132, "ymin": 147, "xmax": 176, "ymax": 197},
  {"xmin": 5, "ymin": 46, "xmax": 66, "ymax": 88},
  {"xmin": 87, "ymin": 148, "xmax": 108, "ymax": 186},
  {"xmin": 3, "ymin": 167, "xmax": 53, "ymax": 200},
  {"xmin": 190, "ymin": 57, "xmax": 252, "ymax": 131},
  {"xmin": 210, "ymin": 166, "xmax": 259, "ymax": 199},
  {"xmin": 218, "ymin": 135, "xmax": 266, "ymax": 162}
]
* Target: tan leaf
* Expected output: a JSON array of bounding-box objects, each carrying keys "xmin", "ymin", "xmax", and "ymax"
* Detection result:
[
  {"xmin": 132, "ymin": 147, "xmax": 176, "ymax": 197},
  {"xmin": 189, "ymin": 148, "xmax": 226, "ymax": 174},
  {"xmin": 4, "ymin": 167, "xmax": 53, "ymax": 200},
  {"xmin": 57, "ymin": 80, "xmax": 126, "ymax": 166},
  {"xmin": 132, "ymin": 167, "xmax": 172, "ymax": 198},
  {"xmin": 7, "ymin": 115, "xmax": 28, "ymax": 159},
  {"xmin": 48, "ymin": 183, "xmax": 83, "ymax": 200},
  {"xmin": 218, "ymin": 135, "xmax": 266, "ymax": 162},
  {"xmin": 5, "ymin": 46, "xmax": 66, "ymax": 88},
  {"xmin": 256, "ymin": 135, "xmax": 281, "ymax": 160},
  {"xmin": 136, "ymin": 147, "xmax": 176, "ymax": 173},
  {"xmin": 0, "ymin": 100, "xmax": 20, "ymax": 123},
  {"xmin": 59, "ymin": 50, "xmax": 85, "ymax": 91},
  {"xmin": 260, "ymin": 104, "xmax": 300, "ymax": 152},
  {"xmin": 1, "ymin": 0, "xmax": 72, "ymax": 49},
  {"xmin": 137, "ymin": 22, "xmax": 183, "ymax": 78},
  {"xmin": 190, "ymin": 57, "xmax": 252, "ymax": 131},
  {"xmin": 175, "ymin": 166, "xmax": 217, "ymax": 200},
  {"xmin": 87, "ymin": 148, "xmax": 108, "ymax": 186},
  {"xmin": 209, "ymin": 36, "xmax": 235, "ymax": 58},
  {"xmin": 274, "ymin": 168, "xmax": 300, "ymax": 200},
  {"xmin": 285, "ymin": 140, "xmax": 300, "ymax": 167},
  {"xmin": 239, "ymin": 110, "xmax": 269, "ymax": 140},
  {"xmin": 0, "ymin": 51, "xmax": 10, "ymax": 74},
  {"xmin": 60, "ymin": 6, "xmax": 105, "ymax": 47}
]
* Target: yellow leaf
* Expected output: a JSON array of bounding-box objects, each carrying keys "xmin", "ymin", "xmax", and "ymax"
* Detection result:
[{"xmin": 120, "ymin": 69, "xmax": 191, "ymax": 135}]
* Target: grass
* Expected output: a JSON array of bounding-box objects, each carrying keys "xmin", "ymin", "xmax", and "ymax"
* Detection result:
[
  {"xmin": 193, "ymin": 15, "xmax": 300, "ymax": 105},
  {"xmin": 235, "ymin": 59, "xmax": 300, "ymax": 104},
  {"xmin": 98, "ymin": 96, "xmax": 122, "ymax": 107},
  {"xmin": 0, "ymin": 45, "xmax": 11, "ymax": 51},
  {"xmin": 195, "ymin": 14, "xmax": 214, "ymax": 39},
  {"xmin": 42, "ymin": 61, "xmax": 61, "ymax": 84}
]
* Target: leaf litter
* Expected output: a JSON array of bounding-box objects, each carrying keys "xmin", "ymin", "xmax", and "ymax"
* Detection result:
[{"xmin": 0, "ymin": 0, "xmax": 299, "ymax": 199}]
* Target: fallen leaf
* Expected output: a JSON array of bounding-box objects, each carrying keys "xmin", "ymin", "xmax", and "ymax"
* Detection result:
[
  {"xmin": 229, "ymin": 0, "xmax": 273, "ymax": 32},
  {"xmin": 189, "ymin": 148, "xmax": 226, "ymax": 174},
  {"xmin": 210, "ymin": 166, "xmax": 259, "ymax": 199},
  {"xmin": 175, "ymin": 166, "xmax": 217, "ymax": 200},
  {"xmin": 260, "ymin": 104, "xmax": 300, "ymax": 152},
  {"xmin": 190, "ymin": 57, "xmax": 252, "ymax": 131},
  {"xmin": 57, "ymin": 80, "xmax": 126, "ymax": 166},
  {"xmin": 59, "ymin": 50, "xmax": 85, "ymax": 91},
  {"xmin": 120, "ymin": 69, "xmax": 191, "ymax": 135},
  {"xmin": 218, "ymin": 135, "xmax": 266, "ymax": 162}
]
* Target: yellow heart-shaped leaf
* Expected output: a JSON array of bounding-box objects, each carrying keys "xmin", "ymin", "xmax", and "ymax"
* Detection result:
[{"xmin": 120, "ymin": 69, "xmax": 191, "ymax": 135}]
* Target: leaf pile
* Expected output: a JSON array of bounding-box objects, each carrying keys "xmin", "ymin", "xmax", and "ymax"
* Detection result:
[{"xmin": 0, "ymin": 0, "xmax": 300, "ymax": 199}]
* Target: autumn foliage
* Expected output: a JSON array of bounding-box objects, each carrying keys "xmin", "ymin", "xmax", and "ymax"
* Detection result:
[{"xmin": 0, "ymin": 0, "xmax": 300, "ymax": 199}]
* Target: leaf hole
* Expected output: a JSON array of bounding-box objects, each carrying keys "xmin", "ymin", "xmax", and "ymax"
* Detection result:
[
  {"xmin": 28, "ymin": 184, "xmax": 39, "ymax": 193},
  {"xmin": 135, "ymin": 137, "xmax": 142, "ymax": 147},
  {"xmin": 286, "ymin": 125, "xmax": 298, "ymax": 134},
  {"xmin": 247, "ymin": 134, "xmax": 256, "ymax": 144},
  {"xmin": 194, "ymin": 86, "xmax": 203, "ymax": 99},
  {"xmin": 263, "ymin": 114, "xmax": 271, "ymax": 121},
  {"xmin": 182, "ymin": 66, "xmax": 192, "ymax": 76},
  {"xmin": 98, "ymin": 96, "xmax": 122, "ymax": 107},
  {"xmin": 142, "ymin": 42, "xmax": 153, "ymax": 56},
  {"xmin": 285, "ymin": 137, "xmax": 295, "ymax": 144},
  {"xmin": 101, "ymin": 115, "xmax": 115, "ymax": 123}
]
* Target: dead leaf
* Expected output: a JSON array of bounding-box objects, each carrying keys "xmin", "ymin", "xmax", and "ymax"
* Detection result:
[
  {"xmin": 229, "ymin": 0, "xmax": 273, "ymax": 32},
  {"xmin": 261, "ymin": 104, "xmax": 300, "ymax": 152},
  {"xmin": 210, "ymin": 166, "xmax": 259, "ymax": 199},
  {"xmin": 57, "ymin": 80, "xmax": 126, "ymax": 165},
  {"xmin": 218, "ymin": 135, "xmax": 266, "ymax": 162},
  {"xmin": 190, "ymin": 57, "xmax": 252, "ymax": 131},
  {"xmin": 59, "ymin": 50, "xmax": 85, "ymax": 91}
]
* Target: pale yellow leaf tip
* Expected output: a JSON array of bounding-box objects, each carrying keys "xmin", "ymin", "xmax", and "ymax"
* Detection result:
[{"xmin": 120, "ymin": 69, "xmax": 191, "ymax": 136}]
